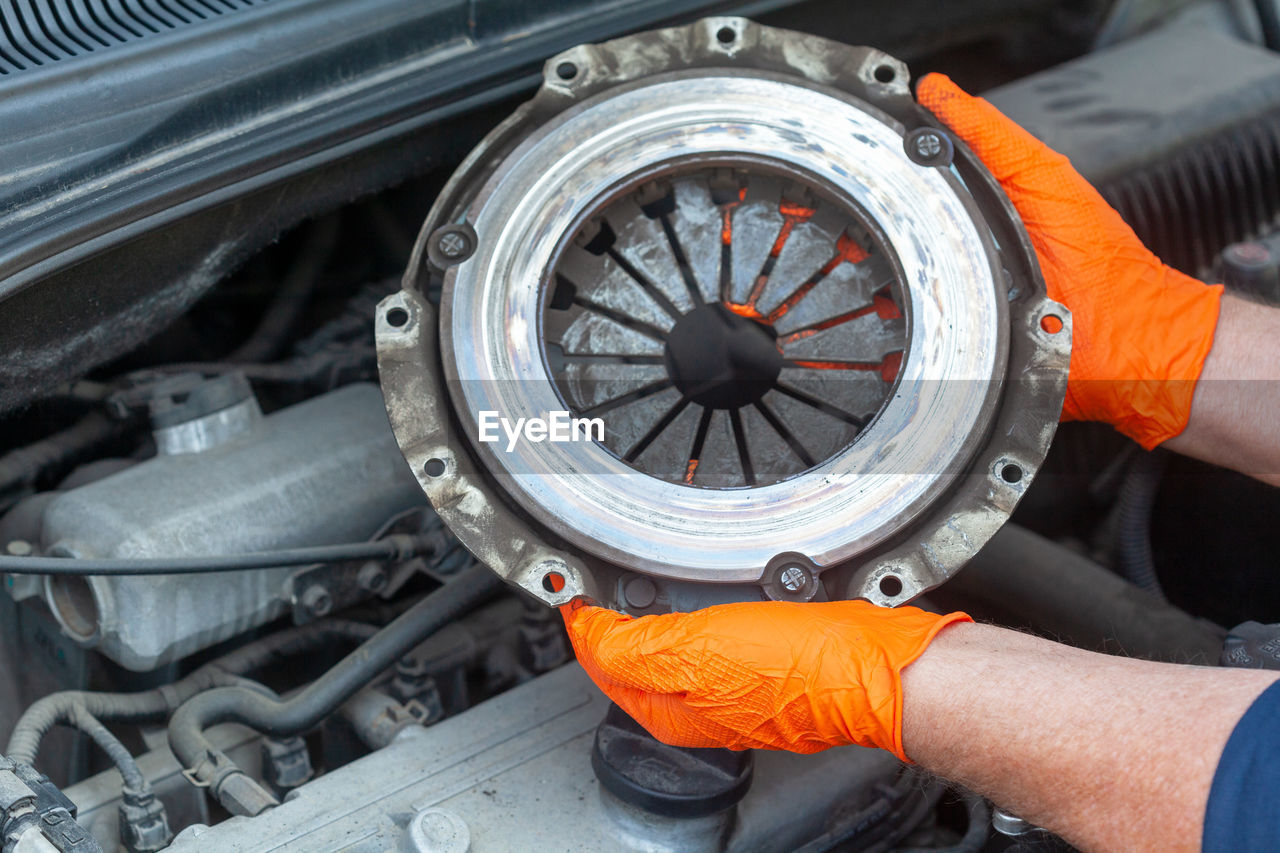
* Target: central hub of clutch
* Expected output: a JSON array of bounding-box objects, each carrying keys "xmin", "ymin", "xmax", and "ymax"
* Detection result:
[{"xmin": 664, "ymin": 304, "xmax": 781, "ymax": 412}]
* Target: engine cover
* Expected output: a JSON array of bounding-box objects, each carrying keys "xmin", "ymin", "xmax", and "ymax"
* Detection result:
[{"xmin": 376, "ymin": 17, "xmax": 1070, "ymax": 612}]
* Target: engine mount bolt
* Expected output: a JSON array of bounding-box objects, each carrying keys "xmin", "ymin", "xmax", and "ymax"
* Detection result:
[
  {"xmin": 300, "ymin": 584, "xmax": 332, "ymax": 617},
  {"xmin": 904, "ymin": 127, "xmax": 953, "ymax": 167},
  {"xmin": 779, "ymin": 565, "xmax": 808, "ymax": 592}
]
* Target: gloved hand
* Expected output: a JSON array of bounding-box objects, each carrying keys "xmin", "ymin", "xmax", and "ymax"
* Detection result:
[
  {"xmin": 918, "ymin": 74, "xmax": 1223, "ymax": 450},
  {"xmin": 561, "ymin": 598, "xmax": 969, "ymax": 760}
]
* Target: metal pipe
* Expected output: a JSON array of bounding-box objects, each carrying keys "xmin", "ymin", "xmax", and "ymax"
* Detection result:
[
  {"xmin": 0, "ymin": 535, "xmax": 430, "ymax": 576},
  {"xmin": 897, "ymin": 795, "xmax": 990, "ymax": 853}
]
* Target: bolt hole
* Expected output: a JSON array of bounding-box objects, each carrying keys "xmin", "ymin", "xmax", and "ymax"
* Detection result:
[
  {"xmin": 542, "ymin": 572, "xmax": 565, "ymax": 593},
  {"xmin": 556, "ymin": 62, "xmax": 578, "ymax": 81},
  {"xmin": 386, "ymin": 307, "xmax": 409, "ymax": 328},
  {"xmin": 1001, "ymin": 463, "xmax": 1024, "ymax": 484},
  {"xmin": 716, "ymin": 26, "xmax": 736, "ymax": 44},
  {"xmin": 879, "ymin": 575, "xmax": 903, "ymax": 597},
  {"xmin": 874, "ymin": 64, "xmax": 896, "ymax": 83},
  {"xmin": 423, "ymin": 457, "xmax": 447, "ymax": 477},
  {"xmin": 48, "ymin": 576, "xmax": 99, "ymax": 641},
  {"xmin": 1040, "ymin": 314, "xmax": 1063, "ymax": 334}
]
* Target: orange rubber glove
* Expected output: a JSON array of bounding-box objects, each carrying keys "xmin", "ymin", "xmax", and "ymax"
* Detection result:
[
  {"xmin": 918, "ymin": 74, "xmax": 1223, "ymax": 450},
  {"xmin": 562, "ymin": 598, "xmax": 970, "ymax": 760}
]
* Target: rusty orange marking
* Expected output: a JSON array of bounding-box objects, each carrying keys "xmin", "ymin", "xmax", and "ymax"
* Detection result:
[
  {"xmin": 880, "ymin": 351, "xmax": 903, "ymax": 383},
  {"xmin": 767, "ymin": 276, "xmax": 824, "ymax": 324},
  {"xmin": 873, "ymin": 290, "xmax": 901, "ymax": 320},
  {"xmin": 779, "ymin": 201, "xmax": 815, "ymax": 219},
  {"xmin": 720, "ymin": 186, "xmax": 748, "ymax": 246},
  {"xmin": 765, "ymin": 232, "xmax": 872, "ymax": 324},
  {"xmin": 724, "ymin": 301, "xmax": 766, "ymax": 321},
  {"xmin": 835, "ymin": 231, "xmax": 870, "ymax": 265},
  {"xmin": 781, "ymin": 328, "xmax": 819, "ymax": 344},
  {"xmin": 767, "ymin": 205, "xmax": 813, "ymax": 259},
  {"xmin": 790, "ymin": 359, "xmax": 882, "ymax": 371},
  {"xmin": 743, "ymin": 273, "xmax": 771, "ymax": 309},
  {"xmin": 684, "ymin": 459, "xmax": 699, "ymax": 484},
  {"xmin": 789, "ymin": 349, "xmax": 904, "ymax": 384},
  {"xmin": 777, "ymin": 304, "xmax": 878, "ymax": 345}
]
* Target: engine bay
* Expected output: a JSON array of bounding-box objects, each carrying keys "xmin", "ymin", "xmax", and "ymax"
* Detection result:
[{"xmin": 3, "ymin": 1, "xmax": 1280, "ymax": 850}]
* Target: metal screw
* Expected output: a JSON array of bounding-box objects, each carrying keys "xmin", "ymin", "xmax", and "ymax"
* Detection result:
[
  {"xmin": 779, "ymin": 565, "xmax": 807, "ymax": 592},
  {"xmin": 913, "ymin": 131, "xmax": 942, "ymax": 159},
  {"xmin": 428, "ymin": 224, "xmax": 477, "ymax": 268},
  {"xmin": 437, "ymin": 231, "xmax": 469, "ymax": 259},
  {"xmin": 904, "ymin": 127, "xmax": 953, "ymax": 166},
  {"xmin": 300, "ymin": 585, "xmax": 332, "ymax": 618}
]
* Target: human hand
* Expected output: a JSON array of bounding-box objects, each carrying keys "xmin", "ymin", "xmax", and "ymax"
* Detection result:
[
  {"xmin": 561, "ymin": 598, "xmax": 969, "ymax": 760},
  {"xmin": 918, "ymin": 74, "xmax": 1223, "ymax": 450}
]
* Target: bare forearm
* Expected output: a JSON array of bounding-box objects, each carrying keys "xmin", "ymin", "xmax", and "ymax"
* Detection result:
[
  {"xmin": 1165, "ymin": 294, "xmax": 1280, "ymax": 487},
  {"xmin": 901, "ymin": 622, "xmax": 1277, "ymax": 852}
]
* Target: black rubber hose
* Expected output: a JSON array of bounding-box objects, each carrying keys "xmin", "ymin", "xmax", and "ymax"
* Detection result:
[
  {"xmin": 5, "ymin": 620, "xmax": 376, "ymax": 766},
  {"xmin": 67, "ymin": 706, "xmax": 148, "ymax": 795},
  {"xmin": 1257, "ymin": 0, "xmax": 1280, "ymax": 51},
  {"xmin": 227, "ymin": 216, "xmax": 338, "ymax": 364},
  {"xmin": 928, "ymin": 524, "xmax": 1224, "ymax": 665},
  {"xmin": 1116, "ymin": 450, "xmax": 1167, "ymax": 601},
  {"xmin": 0, "ymin": 411, "xmax": 125, "ymax": 500},
  {"xmin": 897, "ymin": 795, "xmax": 990, "ymax": 853},
  {"xmin": 168, "ymin": 563, "xmax": 502, "ymax": 814},
  {"xmin": 0, "ymin": 534, "xmax": 428, "ymax": 576}
]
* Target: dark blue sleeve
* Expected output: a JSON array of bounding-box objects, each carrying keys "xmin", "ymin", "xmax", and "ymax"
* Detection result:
[{"xmin": 1203, "ymin": 679, "xmax": 1280, "ymax": 852}]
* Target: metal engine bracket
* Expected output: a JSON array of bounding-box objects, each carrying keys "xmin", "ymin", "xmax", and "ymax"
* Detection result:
[{"xmin": 376, "ymin": 17, "xmax": 1070, "ymax": 612}]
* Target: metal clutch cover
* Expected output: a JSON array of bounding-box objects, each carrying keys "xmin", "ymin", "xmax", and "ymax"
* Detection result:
[{"xmin": 376, "ymin": 17, "xmax": 1070, "ymax": 612}]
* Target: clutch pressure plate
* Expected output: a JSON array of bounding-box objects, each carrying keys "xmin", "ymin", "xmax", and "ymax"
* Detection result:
[{"xmin": 377, "ymin": 17, "xmax": 1070, "ymax": 612}]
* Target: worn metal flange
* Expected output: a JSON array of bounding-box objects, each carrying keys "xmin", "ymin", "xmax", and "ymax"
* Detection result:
[{"xmin": 376, "ymin": 16, "xmax": 1070, "ymax": 612}]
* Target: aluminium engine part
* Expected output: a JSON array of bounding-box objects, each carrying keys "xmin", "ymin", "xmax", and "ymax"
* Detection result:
[
  {"xmin": 23, "ymin": 383, "xmax": 425, "ymax": 671},
  {"xmin": 162, "ymin": 663, "xmax": 907, "ymax": 853},
  {"xmin": 376, "ymin": 17, "xmax": 1070, "ymax": 611}
]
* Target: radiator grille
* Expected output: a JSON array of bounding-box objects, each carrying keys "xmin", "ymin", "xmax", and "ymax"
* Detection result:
[
  {"xmin": 0, "ymin": 0, "xmax": 267, "ymax": 74},
  {"xmin": 1101, "ymin": 113, "xmax": 1280, "ymax": 278}
]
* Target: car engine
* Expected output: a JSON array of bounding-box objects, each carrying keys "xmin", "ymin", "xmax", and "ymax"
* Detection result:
[{"xmin": 2, "ymin": 1, "xmax": 1279, "ymax": 851}]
